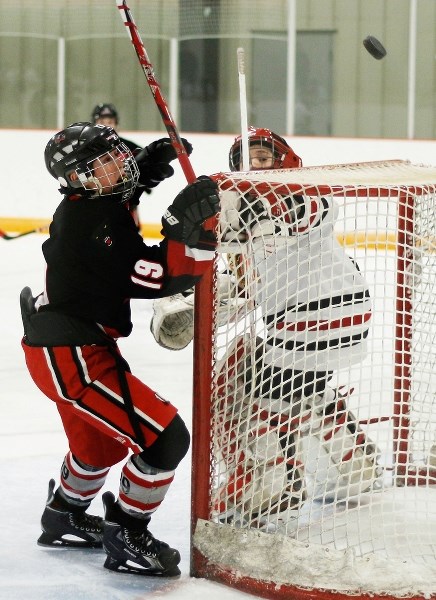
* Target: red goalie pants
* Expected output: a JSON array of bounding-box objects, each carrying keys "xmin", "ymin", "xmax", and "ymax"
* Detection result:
[{"xmin": 22, "ymin": 341, "xmax": 178, "ymax": 468}]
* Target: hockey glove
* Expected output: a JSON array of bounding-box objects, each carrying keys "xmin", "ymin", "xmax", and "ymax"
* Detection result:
[
  {"xmin": 135, "ymin": 137, "xmax": 193, "ymax": 167},
  {"xmin": 134, "ymin": 138, "xmax": 192, "ymax": 190},
  {"xmin": 151, "ymin": 291, "xmax": 195, "ymax": 350},
  {"xmin": 135, "ymin": 159, "xmax": 174, "ymax": 189},
  {"xmin": 161, "ymin": 176, "xmax": 220, "ymax": 248}
]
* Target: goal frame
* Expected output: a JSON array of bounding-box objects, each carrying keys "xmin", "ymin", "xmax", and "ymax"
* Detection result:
[{"xmin": 190, "ymin": 161, "xmax": 436, "ymax": 600}]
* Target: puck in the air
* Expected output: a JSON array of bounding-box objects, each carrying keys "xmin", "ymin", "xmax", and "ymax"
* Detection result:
[{"xmin": 363, "ymin": 35, "xmax": 387, "ymax": 60}]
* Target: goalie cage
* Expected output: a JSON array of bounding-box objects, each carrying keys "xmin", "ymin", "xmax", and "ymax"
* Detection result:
[{"xmin": 190, "ymin": 160, "xmax": 436, "ymax": 600}]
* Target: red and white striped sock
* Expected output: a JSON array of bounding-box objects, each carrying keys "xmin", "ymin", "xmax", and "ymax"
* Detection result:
[
  {"xmin": 118, "ymin": 456, "xmax": 175, "ymax": 518},
  {"xmin": 58, "ymin": 451, "xmax": 109, "ymax": 509}
]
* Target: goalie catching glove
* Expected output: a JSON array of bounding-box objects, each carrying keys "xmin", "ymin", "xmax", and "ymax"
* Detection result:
[
  {"xmin": 161, "ymin": 176, "xmax": 220, "ymax": 248},
  {"xmin": 151, "ymin": 290, "xmax": 195, "ymax": 350},
  {"xmin": 150, "ymin": 274, "xmax": 249, "ymax": 350}
]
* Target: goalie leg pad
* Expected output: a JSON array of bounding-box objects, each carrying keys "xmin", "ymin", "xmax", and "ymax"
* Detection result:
[
  {"xmin": 214, "ymin": 336, "xmax": 307, "ymax": 523},
  {"xmin": 215, "ymin": 424, "xmax": 306, "ymax": 522},
  {"xmin": 215, "ymin": 334, "xmax": 255, "ymax": 406},
  {"xmin": 305, "ymin": 388, "xmax": 383, "ymax": 498}
]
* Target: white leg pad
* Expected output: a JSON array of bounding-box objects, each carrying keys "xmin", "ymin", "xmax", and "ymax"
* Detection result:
[{"xmin": 305, "ymin": 389, "xmax": 382, "ymax": 498}]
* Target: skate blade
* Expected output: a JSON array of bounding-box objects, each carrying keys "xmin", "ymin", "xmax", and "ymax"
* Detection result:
[
  {"xmin": 37, "ymin": 532, "xmax": 102, "ymax": 549},
  {"xmin": 103, "ymin": 555, "xmax": 181, "ymax": 577}
]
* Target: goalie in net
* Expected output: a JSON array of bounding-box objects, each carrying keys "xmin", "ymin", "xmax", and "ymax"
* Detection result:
[{"xmin": 151, "ymin": 127, "xmax": 382, "ymax": 527}]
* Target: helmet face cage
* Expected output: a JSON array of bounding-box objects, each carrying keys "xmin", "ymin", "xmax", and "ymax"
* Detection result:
[
  {"xmin": 45, "ymin": 122, "xmax": 139, "ymax": 203},
  {"xmin": 75, "ymin": 142, "xmax": 139, "ymax": 203},
  {"xmin": 229, "ymin": 127, "xmax": 302, "ymax": 171}
]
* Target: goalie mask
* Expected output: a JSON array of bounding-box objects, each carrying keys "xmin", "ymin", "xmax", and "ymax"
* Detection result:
[
  {"xmin": 44, "ymin": 122, "xmax": 139, "ymax": 202},
  {"xmin": 229, "ymin": 127, "xmax": 302, "ymax": 172}
]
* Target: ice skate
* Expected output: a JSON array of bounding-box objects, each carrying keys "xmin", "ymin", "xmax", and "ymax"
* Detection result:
[
  {"xmin": 102, "ymin": 492, "xmax": 181, "ymax": 577},
  {"xmin": 37, "ymin": 479, "xmax": 103, "ymax": 548}
]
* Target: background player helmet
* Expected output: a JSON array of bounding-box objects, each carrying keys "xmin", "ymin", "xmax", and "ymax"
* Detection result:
[
  {"xmin": 44, "ymin": 122, "xmax": 139, "ymax": 202},
  {"xmin": 91, "ymin": 102, "xmax": 119, "ymax": 125},
  {"xmin": 229, "ymin": 126, "xmax": 303, "ymax": 171}
]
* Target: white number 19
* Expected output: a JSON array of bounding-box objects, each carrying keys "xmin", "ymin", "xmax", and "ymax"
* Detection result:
[{"xmin": 131, "ymin": 259, "xmax": 164, "ymax": 289}]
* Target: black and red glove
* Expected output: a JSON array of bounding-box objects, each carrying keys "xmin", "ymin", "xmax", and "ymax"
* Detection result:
[
  {"xmin": 134, "ymin": 138, "xmax": 193, "ymax": 190},
  {"xmin": 161, "ymin": 176, "xmax": 220, "ymax": 248},
  {"xmin": 137, "ymin": 137, "xmax": 193, "ymax": 165}
]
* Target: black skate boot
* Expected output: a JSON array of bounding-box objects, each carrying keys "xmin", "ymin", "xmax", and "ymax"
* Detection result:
[
  {"xmin": 102, "ymin": 492, "xmax": 181, "ymax": 577},
  {"xmin": 37, "ymin": 479, "xmax": 103, "ymax": 548}
]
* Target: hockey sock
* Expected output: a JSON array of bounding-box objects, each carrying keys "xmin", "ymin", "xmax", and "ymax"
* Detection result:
[
  {"xmin": 55, "ymin": 451, "xmax": 110, "ymax": 511},
  {"xmin": 118, "ymin": 455, "xmax": 175, "ymax": 519}
]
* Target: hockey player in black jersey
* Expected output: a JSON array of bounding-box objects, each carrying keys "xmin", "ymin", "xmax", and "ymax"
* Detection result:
[{"xmin": 20, "ymin": 121, "xmax": 219, "ymax": 576}]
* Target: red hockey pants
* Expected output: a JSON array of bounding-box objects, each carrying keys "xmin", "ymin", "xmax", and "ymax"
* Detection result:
[{"xmin": 22, "ymin": 341, "xmax": 178, "ymax": 468}]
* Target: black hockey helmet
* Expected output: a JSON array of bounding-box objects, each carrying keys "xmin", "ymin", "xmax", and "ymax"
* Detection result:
[
  {"xmin": 229, "ymin": 126, "xmax": 302, "ymax": 171},
  {"xmin": 91, "ymin": 102, "xmax": 119, "ymax": 124},
  {"xmin": 44, "ymin": 122, "xmax": 139, "ymax": 202}
]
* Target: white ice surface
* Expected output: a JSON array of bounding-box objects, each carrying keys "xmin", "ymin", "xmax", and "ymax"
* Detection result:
[{"xmin": 0, "ymin": 235, "xmax": 251, "ymax": 600}]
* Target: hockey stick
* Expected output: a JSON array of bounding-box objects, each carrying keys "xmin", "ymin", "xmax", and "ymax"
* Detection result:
[
  {"xmin": 237, "ymin": 47, "xmax": 250, "ymax": 171},
  {"xmin": 116, "ymin": 0, "xmax": 196, "ymax": 184},
  {"xmin": 0, "ymin": 223, "xmax": 50, "ymax": 241},
  {"xmin": 236, "ymin": 48, "xmax": 259, "ymax": 384}
]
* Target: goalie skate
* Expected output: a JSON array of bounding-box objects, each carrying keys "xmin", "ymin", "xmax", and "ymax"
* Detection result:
[{"xmin": 306, "ymin": 388, "xmax": 383, "ymax": 500}]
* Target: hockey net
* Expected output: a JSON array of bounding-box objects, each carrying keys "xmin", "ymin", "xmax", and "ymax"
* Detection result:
[{"xmin": 191, "ymin": 160, "xmax": 436, "ymax": 599}]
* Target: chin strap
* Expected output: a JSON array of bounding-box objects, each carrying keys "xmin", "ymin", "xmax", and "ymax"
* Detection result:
[
  {"xmin": 60, "ymin": 186, "xmax": 96, "ymax": 199},
  {"xmin": 83, "ymin": 175, "xmax": 103, "ymax": 193}
]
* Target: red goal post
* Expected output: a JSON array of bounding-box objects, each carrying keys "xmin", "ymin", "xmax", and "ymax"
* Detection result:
[{"xmin": 191, "ymin": 160, "xmax": 436, "ymax": 599}]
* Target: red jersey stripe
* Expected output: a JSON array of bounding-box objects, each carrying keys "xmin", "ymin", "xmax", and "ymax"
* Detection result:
[{"xmin": 276, "ymin": 312, "xmax": 372, "ymax": 332}]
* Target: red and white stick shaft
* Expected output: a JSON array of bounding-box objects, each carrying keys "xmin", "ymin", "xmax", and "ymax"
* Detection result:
[{"xmin": 116, "ymin": 1, "xmax": 196, "ymax": 184}]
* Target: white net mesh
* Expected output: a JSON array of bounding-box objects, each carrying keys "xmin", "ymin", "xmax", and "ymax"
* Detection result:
[{"xmin": 192, "ymin": 160, "xmax": 436, "ymax": 598}]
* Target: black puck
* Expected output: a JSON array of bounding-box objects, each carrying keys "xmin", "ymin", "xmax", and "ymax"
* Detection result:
[{"xmin": 363, "ymin": 36, "xmax": 387, "ymax": 60}]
